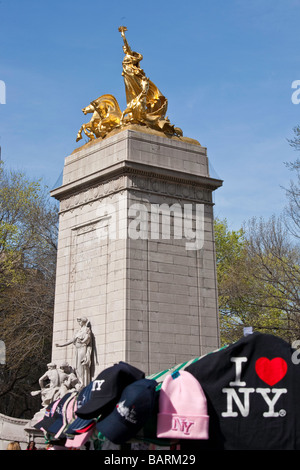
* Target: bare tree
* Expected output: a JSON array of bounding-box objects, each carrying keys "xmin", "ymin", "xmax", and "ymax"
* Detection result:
[
  {"xmin": 244, "ymin": 216, "xmax": 300, "ymax": 341},
  {"xmin": 285, "ymin": 126, "xmax": 300, "ymax": 239},
  {"xmin": 0, "ymin": 162, "xmax": 58, "ymax": 418},
  {"xmin": 215, "ymin": 216, "xmax": 300, "ymax": 345}
]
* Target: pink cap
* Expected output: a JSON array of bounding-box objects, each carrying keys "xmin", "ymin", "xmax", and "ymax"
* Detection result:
[
  {"xmin": 65, "ymin": 426, "xmax": 95, "ymax": 448},
  {"xmin": 157, "ymin": 371, "xmax": 209, "ymax": 440}
]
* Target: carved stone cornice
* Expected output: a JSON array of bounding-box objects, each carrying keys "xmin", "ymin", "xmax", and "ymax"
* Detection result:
[
  {"xmin": 57, "ymin": 170, "xmax": 219, "ymax": 214},
  {"xmin": 52, "ymin": 161, "xmax": 222, "ymax": 214}
]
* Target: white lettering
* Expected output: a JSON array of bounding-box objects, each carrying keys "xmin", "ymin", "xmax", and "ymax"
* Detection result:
[
  {"xmin": 184, "ymin": 204, "xmax": 204, "ymax": 251},
  {"xmin": 150, "ymin": 203, "xmax": 182, "ymax": 240},
  {"xmin": 92, "ymin": 379, "xmax": 105, "ymax": 391},
  {"xmin": 0, "ymin": 340, "xmax": 5, "ymax": 365},
  {"xmin": 222, "ymin": 387, "xmax": 287, "ymax": 418},
  {"xmin": 256, "ymin": 388, "xmax": 287, "ymax": 417},
  {"xmin": 148, "ymin": 455, "xmax": 196, "ymax": 465},
  {"xmin": 222, "ymin": 387, "xmax": 255, "ymax": 417},
  {"xmin": 95, "ymin": 203, "xmax": 117, "ymax": 240},
  {"xmin": 291, "ymin": 80, "xmax": 300, "ymax": 104},
  {"xmin": 0, "ymin": 80, "xmax": 6, "ymax": 104},
  {"xmin": 229, "ymin": 357, "xmax": 248, "ymax": 386},
  {"xmin": 128, "ymin": 203, "xmax": 148, "ymax": 239},
  {"xmin": 104, "ymin": 455, "xmax": 139, "ymax": 467},
  {"xmin": 291, "ymin": 340, "xmax": 300, "ymax": 364},
  {"xmin": 94, "ymin": 199, "xmax": 205, "ymax": 249}
]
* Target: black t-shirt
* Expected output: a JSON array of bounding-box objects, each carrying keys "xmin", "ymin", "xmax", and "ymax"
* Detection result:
[{"xmin": 182, "ymin": 332, "xmax": 300, "ymax": 450}]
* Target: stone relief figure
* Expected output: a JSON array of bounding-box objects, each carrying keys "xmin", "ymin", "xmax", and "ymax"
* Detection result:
[
  {"xmin": 58, "ymin": 362, "xmax": 79, "ymax": 396},
  {"xmin": 31, "ymin": 363, "xmax": 60, "ymax": 407},
  {"xmin": 55, "ymin": 317, "xmax": 93, "ymax": 389},
  {"xmin": 31, "ymin": 362, "xmax": 80, "ymax": 407}
]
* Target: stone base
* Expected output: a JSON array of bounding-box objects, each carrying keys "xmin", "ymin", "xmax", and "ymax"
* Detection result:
[{"xmin": 0, "ymin": 412, "xmax": 43, "ymax": 450}]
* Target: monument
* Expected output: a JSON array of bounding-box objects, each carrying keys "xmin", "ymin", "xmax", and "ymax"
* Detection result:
[{"xmin": 50, "ymin": 27, "xmax": 223, "ymax": 380}]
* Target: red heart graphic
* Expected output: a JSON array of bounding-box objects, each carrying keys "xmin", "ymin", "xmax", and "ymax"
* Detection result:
[{"xmin": 255, "ymin": 357, "xmax": 288, "ymax": 386}]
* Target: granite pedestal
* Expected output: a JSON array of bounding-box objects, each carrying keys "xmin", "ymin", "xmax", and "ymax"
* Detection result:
[{"xmin": 50, "ymin": 125, "xmax": 223, "ymax": 376}]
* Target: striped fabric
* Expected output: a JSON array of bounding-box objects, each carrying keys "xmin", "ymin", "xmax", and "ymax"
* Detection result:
[{"xmin": 146, "ymin": 346, "xmax": 227, "ymax": 390}]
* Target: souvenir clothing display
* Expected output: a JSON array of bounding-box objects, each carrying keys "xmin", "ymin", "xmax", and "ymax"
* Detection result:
[
  {"xmin": 34, "ymin": 399, "xmax": 60, "ymax": 432},
  {"xmin": 33, "ymin": 334, "xmax": 300, "ymax": 450},
  {"xmin": 183, "ymin": 332, "xmax": 300, "ymax": 450},
  {"xmin": 64, "ymin": 381, "xmax": 96, "ymax": 435},
  {"xmin": 34, "ymin": 361, "xmax": 147, "ymax": 449},
  {"xmin": 47, "ymin": 392, "xmax": 75, "ymax": 438},
  {"xmin": 96, "ymin": 378, "xmax": 157, "ymax": 444},
  {"xmin": 157, "ymin": 370, "xmax": 209, "ymax": 440},
  {"xmin": 75, "ymin": 361, "xmax": 145, "ymax": 420}
]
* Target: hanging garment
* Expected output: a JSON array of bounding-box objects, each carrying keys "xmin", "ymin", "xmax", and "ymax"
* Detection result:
[
  {"xmin": 75, "ymin": 361, "xmax": 145, "ymax": 420},
  {"xmin": 96, "ymin": 378, "xmax": 157, "ymax": 444},
  {"xmin": 183, "ymin": 332, "xmax": 300, "ymax": 450},
  {"xmin": 157, "ymin": 371, "xmax": 209, "ymax": 440}
]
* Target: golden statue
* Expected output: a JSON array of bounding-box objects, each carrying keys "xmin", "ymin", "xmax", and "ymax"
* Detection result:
[
  {"xmin": 76, "ymin": 27, "xmax": 182, "ymax": 144},
  {"xmin": 76, "ymin": 94, "xmax": 122, "ymax": 142}
]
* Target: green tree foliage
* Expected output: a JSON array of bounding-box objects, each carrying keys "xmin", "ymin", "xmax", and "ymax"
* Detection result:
[
  {"xmin": 214, "ymin": 218, "xmax": 247, "ymax": 344},
  {"xmin": 214, "ymin": 216, "xmax": 300, "ymax": 346}
]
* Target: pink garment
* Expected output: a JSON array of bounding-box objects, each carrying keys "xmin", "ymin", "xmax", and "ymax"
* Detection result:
[
  {"xmin": 157, "ymin": 371, "xmax": 209, "ymax": 440},
  {"xmin": 65, "ymin": 426, "xmax": 95, "ymax": 448}
]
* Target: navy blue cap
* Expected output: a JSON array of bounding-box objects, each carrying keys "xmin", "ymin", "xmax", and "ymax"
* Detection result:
[
  {"xmin": 75, "ymin": 361, "xmax": 145, "ymax": 420},
  {"xmin": 96, "ymin": 378, "xmax": 157, "ymax": 444}
]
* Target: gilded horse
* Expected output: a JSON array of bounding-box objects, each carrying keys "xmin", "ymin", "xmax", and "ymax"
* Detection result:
[{"xmin": 76, "ymin": 94, "xmax": 122, "ymax": 142}]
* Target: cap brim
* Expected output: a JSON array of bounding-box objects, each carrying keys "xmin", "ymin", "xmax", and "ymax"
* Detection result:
[
  {"xmin": 34, "ymin": 399, "xmax": 60, "ymax": 430},
  {"xmin": 75, "ymin": 362, "xmax": 145, "ymax": 419},
  {"xmin": 65, "ymin": 416, "xmax": 95, "ymax": 435},
  {"xmin": 75, "ymin": 396, "xmax": 115, "ymax": 420},
  {"xmin": 96, "ymin": 412, "xmax": 141, "ymax": 445},
  {"xmin": 65, "ymin": 426, "xmax": 95, "ymax": 448},
  {"xmin": 36, "ymin": 413, "xmax": 62, "ymax": 431},
  {"xmin": 34, "ymin": 417, "xmax": 51, "ymax": 430}
]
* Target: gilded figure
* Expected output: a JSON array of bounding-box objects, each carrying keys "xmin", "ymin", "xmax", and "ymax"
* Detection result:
[{"xmin": 76, "ymin": 27, "xmax": 182, "ymax": 144}]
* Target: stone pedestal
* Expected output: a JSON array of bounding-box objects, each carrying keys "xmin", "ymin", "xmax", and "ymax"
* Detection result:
[{"xmin": 50, "ymin": 125, "xmax": 222, "ymax": 376}]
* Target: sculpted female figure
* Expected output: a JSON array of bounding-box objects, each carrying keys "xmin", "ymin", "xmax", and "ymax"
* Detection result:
[
  {"xmin": 56, "ymin": 317, "xmax": 92, "ymax": 388},
  {"xmin": 119, "ymin": 26, "xmax": 168, "ymax": 126}
]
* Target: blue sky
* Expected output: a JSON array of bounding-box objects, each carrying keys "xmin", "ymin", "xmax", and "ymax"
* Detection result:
[{"xmin": 0, "ymin": 0, "xmax": 299, "ymax": 230}]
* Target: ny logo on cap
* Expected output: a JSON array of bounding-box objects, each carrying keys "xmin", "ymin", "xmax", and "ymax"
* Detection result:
[
  {"xmin": 171, "ymin": 417, "xmax": 194, "ymax": 435},
  {"xmin": 92, "ymin": 379, "xmax": 105, "ymax": 391}
]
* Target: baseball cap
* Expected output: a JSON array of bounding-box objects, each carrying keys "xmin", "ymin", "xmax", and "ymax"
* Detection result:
[
  {"xmin": 53, "ymin": 393, "xmax": 77, "ymax": 439},
  {"xmin": 34, "ymin": 399, "xmax": 60, "ymax": 431},
  {"xmin": 65, "ymin": 426, "xmax": 96, "ymax": 449},
  {"xmin": 64, "ymin": 381, "xmax": 96, "ymax": 435},
  {"xmin": 46, "ymin": 392, "xmax": 73, "ymax": 435},
  {"xmin": 75, "ymin": 361, "xmax": 145, "ymax": 420},
  {"xmin": 96, "ymin": 378, "xmax": 157, "ymax": 444}
]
